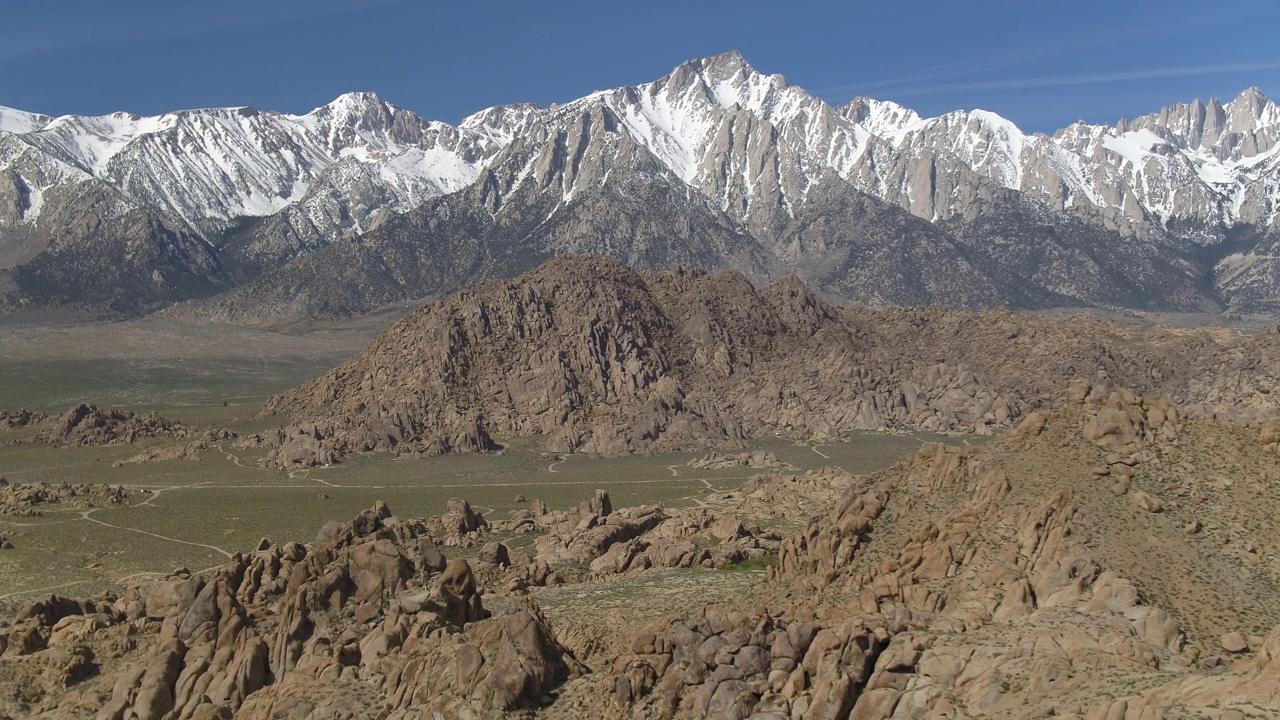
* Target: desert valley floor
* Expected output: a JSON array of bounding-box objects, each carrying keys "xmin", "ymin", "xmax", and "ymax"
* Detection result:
[
  {"xmin": 0, "ymin": 310, "xmax": 960, "ymax": 592},
  {"xmin": 0, "ymin": 339, "xmax": 947, "ymax": 603}
]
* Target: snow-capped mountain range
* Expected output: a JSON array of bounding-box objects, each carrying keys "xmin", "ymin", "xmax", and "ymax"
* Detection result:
[{"xmin": 2, "ymin": 51, "xmax": 1277, "ymax": 319}]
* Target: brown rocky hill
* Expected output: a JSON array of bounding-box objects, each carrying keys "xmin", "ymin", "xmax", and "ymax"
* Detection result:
[
  {"xmin": 5, "ymin": 387, "xmax": 1280, "ymax": 718},
  {"xmin": 555, "ymin": 385, "xmax": 1280, "ymax": 719},
  {"xmin": 261, "ymin": 256, "xmax": 1279, "ymax": 467}
]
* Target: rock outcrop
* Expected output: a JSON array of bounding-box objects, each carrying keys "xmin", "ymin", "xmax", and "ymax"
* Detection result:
[
  {"xmin": 558, "ymin": 387, "xmax": 1280, "ymax": 719},
  {"xmin": 6, "ymin": 385, "xmax": 1280, "ymax": 718},
  {"xmin": 687, "ymin": 450, "xmax": 794, "ymax": 471},
  {"xmin": 0, "ymin": 503, "xmax": 582, "ymax": 719},
  {"xmin": 0, "ymin": 409, "xmax": 47, "ymax": 430},
  {"xmin": 1, "ymin": 481, "xmax": 128, "ymax": 517},
  {"xmin": 260, "ymin": 258, "xmax": 1280, "ymax": 468},
  {"xmin": 27, "ymin": 404, "xmax": 193, "ymax": 447}
]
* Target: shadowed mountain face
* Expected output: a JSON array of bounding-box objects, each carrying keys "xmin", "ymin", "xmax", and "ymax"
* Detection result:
[
  {"xmin": 257, "ymin": 256, "xmax": 1280, "ymax": 467},
  {"xmin": 2, "ymin": 53, "xmax": 1279, "ymax": 319}
]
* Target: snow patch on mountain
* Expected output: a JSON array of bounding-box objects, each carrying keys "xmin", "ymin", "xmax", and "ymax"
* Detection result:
[
  {"xmin": 1101, "ymin": 129, "xmax": 1169, "ymax": 171},
  {"xmin": 1, "ymin": 53, "xmax": 1277, "ymax": 260},
  {"xmin": 0, "ymin": 92, "xmax": 520, "ymax": 235},
  {"xmin": 0, "ymin": 107, "xmax": 53, "ymax": 135}
]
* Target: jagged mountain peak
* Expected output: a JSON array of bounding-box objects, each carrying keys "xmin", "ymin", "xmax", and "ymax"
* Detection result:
[
  {"xmin": 670, "ymin": 50, "xmax": 763, "ymax": 84},
  {"xmin": 1119, "ymin": 86, "xmax": 1279, "ymax": 153},
  {"xmin": 321, "ymin": 90, "xmax": 390, "ymax": 108},
  {"xmin": 457, "ymin": 102, "xmax": 543, "ymax": 150},
  {"xmin": 839, "ymin": 97, "xmax": 923, "ymax": 138},
  {"xmin": 297, "ymin": 91, "xmax": 437, "ymax": 153},
  {"xmin": 1226, "ymin": 86, "xmax": 1277, "ymax": 130},
  {"xmin": 645, "ymin": 50, "xmax": 801, "ymax": 117},
  {"xmin": 1234, "ymin": 85, "xmax": 1271, "ymax": 106},
  {"xmin": 460, "ymin": 102, "xmax": 541, "ymax": 128},
  {"xmin": 686, "ymin": 50, "xmax": 785, "ymax": 91},
  {"xmin": 307, "ymin": 90, "xmax": 400, "ymax": 125}
]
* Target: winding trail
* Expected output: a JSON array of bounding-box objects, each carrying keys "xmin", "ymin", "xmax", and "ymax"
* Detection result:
[
  {"xmin": 80, "ymin": 509, "xmax": 234, "ymax": 559},
  {"xmin": 0, "ymin": 517, "xmax": 79, "ymax": 528},
  {"xmin": 218, "ymin": 442, "xmax": 341, "ymax": 486},
  {"xmin": 134, "ymin": 487, "xmax": 167, "ymax": 507},
  {"xmin": 811, "ymin": 445, "xmax": 830, "ymax": 459},
  {"xmin": 132, "ymin": 483, "xmax": 210, "ymax": 508},
  {"xmin": 142, "ymin": 477, "xmax": 719, "ymax": 491},
  {"xmin": 547, "ymin": 457, "xmax": 567, "ymax": 473},
  {"xmin": 0, "ymin": 581, "xmax": 91, "ymax": 601},
  {"xmin": 666, "ymin": 465, "xmax": 681, "ymax": 477},
  {"xmin": 218, "ymin": 443, "xmax": 270, "ymax": 472},
  {"xmin": 117, "ymin": 572, "xmax": 167, "ymax": 583},
  {"xmin": 287, "ymin": 465, "xmax": 344, "ymax": 487}
]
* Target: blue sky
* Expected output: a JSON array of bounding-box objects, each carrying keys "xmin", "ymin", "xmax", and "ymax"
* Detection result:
[{"xmin": 2, "ymin": 0, "xmax": 1277, "ymax": 133}]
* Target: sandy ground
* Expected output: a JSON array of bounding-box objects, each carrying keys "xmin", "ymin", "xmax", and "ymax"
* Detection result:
[{"xmin": 0, "ymin": 304, "xmax": 415, "ymax": 362}]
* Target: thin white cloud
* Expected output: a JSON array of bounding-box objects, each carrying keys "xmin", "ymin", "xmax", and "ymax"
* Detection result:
[
  {"xmin": 818, "ymin": 5, "xmax": 1271, "ymax": 102},
  {"xmin": 863, "ymin": 63, "xmax": 1280, "ymax": 98}
]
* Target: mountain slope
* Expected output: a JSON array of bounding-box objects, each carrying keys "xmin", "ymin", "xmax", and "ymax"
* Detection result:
[{"xmin": 2, "ymin": 52, "xmax": 1279, "ymax": 318}]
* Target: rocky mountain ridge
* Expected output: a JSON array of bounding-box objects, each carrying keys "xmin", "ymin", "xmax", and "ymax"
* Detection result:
[{"xmin": 2, "ymin": 52, "xmax": 1278, "ymax": 317}]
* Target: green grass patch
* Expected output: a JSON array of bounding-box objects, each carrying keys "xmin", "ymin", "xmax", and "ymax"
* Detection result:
[{"xmin": 722, "ymin": 554, "xmax": 780, "ymax": 573}]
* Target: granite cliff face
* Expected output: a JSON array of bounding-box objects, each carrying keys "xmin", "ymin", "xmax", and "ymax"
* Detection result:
[
  {"xmin": 2, "ymin": 53, "xmax": 1278, "ymax": 318},
  {"xmin": 258, "ymin": 257, "xmax": 1280, "ymax": 467}
]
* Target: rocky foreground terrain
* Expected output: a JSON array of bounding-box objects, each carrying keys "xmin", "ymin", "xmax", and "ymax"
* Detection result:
[
  {"xmin": 3, "ymin": 384, "xmax": 1280, "ymax": 718},
  {"xmin": 256, "ymin": 256, "xmax": 1280, "ymax": 469}
]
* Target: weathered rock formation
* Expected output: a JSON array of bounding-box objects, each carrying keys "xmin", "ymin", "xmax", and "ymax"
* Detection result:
[
  {"xmin": 7, "ymin": 385, "xmax": 1280, "ymax": 718},
  {"xmin": 0, "ymin": 408, "xmax": 47, "ymax": 430},
  {"xmin": 0, "ymin": 503, "xmax": 582, "ymax": 719},
  {"xmin": 0, "ymin": 480, "xmax": 128, "ymax": 517},
  {"xmin": 27, "ymin": 404, "xmax": 193, "ymax": 447},
  {"xmin": 260, "ymin": 257, "xmax": 1280, "ymax": 468},
  {"xmin": 568, "ymin": 387, "xmax": 1280, "ymax": 719},
  {"xmin": 687, "ymin": 450, "xmax": 795, "ymax": 471},
  {"xmin": 113, "ymin": 430, "xmax": 236, "ymax": 466}
]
